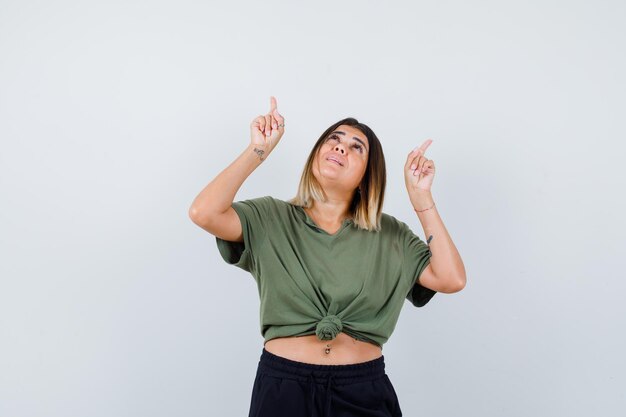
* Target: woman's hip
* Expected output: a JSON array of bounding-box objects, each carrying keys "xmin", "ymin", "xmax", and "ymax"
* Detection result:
[{"xmin": 248, "ymin": 347, "xmax": 402, "ymax": 417}]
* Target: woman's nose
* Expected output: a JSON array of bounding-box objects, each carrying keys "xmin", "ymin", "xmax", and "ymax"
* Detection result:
[{"xmin": 334, "ymin": 145, "xmax": 345, "ymax": 154}]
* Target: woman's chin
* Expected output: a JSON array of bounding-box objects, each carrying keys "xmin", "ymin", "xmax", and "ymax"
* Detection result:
[{"xmin": 318, "ymin": 168, "xmax": 343, "ymax": 180}]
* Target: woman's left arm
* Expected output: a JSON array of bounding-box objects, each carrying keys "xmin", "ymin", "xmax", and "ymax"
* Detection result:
[{"xmin": 404, "ymin": 140, "xmax": 466, "ymax": 293}]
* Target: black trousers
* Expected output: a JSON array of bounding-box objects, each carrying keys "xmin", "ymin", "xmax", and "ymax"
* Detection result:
[{"xmin": 247, "ymin": 347, "xmax": 403, "ymax": 417}]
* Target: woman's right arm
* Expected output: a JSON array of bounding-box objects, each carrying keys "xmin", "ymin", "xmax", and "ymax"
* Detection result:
[
  {"xmin": 188, "ymin": 96, "xmax": 285, "ymax": 242},
  {"xmin": 188, "ymin": 144, "xmax": 266, "ymax": 242}
]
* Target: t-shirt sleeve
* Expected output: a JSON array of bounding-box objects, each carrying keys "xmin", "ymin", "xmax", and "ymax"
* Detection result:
[
  {"xmin": 215, "ymin": 195, "xmax": 272, "ymax": 273},
  {"xmin": 400, "ymin": 221, "xmax": 437, "ymax": 307}
]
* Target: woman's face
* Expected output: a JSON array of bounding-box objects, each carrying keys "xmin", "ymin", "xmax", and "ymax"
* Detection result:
[{"xmin": 312, "ymin": 124, "xmax": 370, "ymax": 194}]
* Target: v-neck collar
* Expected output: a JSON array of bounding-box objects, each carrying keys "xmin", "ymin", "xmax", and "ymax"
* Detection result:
[{"xmin": 294, "ymin": 205, "xmax": 353, "ymax": 237}]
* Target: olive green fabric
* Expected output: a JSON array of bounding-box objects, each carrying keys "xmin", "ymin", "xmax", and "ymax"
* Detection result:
[{"xmin": 215, "ymin": 195, "xmax": 436, "ymax": 349}]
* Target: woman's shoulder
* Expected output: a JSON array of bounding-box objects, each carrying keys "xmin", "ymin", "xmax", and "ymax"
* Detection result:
[
  {"xmin": 379, "ymin": 211, "xmax": 412, "ymax": 236},
  {"xmin": 380, "ymin": 211, "xmax": 401, "ymax": 227},
  {"xmin": 262, "ymin": 195, "xmax": 291, "ymax": 208},
  {"xmin": 244, "ymin": 195, "xmax": 294, "ymax": 214}
]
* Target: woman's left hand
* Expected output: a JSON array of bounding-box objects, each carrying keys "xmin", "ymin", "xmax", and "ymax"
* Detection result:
[{"xmin": 404, "ymin": 139, "xmax": 435, "ymax": 193}]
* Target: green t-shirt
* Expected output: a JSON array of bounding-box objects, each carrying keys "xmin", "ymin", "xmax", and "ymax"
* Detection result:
[{"xmin": 215, "ymin": 195, "xmax": 436, "ymax": 349}]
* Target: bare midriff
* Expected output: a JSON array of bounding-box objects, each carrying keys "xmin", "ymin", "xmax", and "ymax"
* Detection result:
[{"xmin": 263, "ymin": 332, "xmax": 383, "ymax": 365}]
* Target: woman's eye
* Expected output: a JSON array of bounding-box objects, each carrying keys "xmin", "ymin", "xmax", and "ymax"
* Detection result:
[{"xmin": 327, "ymin": 134, "xmax": 363, "ymax": 153}]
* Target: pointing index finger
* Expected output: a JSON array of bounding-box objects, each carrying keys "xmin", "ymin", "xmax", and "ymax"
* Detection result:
[
  {"xmin": 414, "ymin": 139, "xmax": 433, "ymax": 154},
  {"xmin": 270, "ymin": 96, "xmax": 278, "ymax": 112}
]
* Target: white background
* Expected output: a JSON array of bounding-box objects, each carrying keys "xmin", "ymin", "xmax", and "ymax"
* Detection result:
[{"xmin": 1, "ymin": 1, "xmax": 624, "ymax": 416}]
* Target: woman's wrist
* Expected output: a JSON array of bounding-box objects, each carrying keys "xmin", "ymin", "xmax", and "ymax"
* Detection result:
[
  {"xmin": 410, "ymin": 190, "xmax": 434, "ymax": 212},
  {"xmin": 248, "ymin": 143, "xmax": 270, "ymax": 163},
  {"xmin": 414, "ymin": 202, "xmax": 436, "ymax": 212}
]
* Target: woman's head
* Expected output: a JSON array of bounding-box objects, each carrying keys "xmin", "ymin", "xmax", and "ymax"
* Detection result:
[{"xmin": 288, "ymin": 117, "xmax": 386, "ymax": 231}]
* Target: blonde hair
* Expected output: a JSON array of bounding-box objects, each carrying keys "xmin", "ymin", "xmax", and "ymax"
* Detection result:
[{"xmin": 287, "ymin": 117, "xmax": 387, "ymax": 232}]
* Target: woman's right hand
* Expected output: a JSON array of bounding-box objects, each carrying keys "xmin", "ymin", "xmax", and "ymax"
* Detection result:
[{"xmin": 250, "ymin": 96, "xmax": 285, "ymax": 159}]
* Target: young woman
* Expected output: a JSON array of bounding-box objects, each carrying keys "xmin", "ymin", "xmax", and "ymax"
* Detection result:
[{"xmin": 189, "ymin": 96, "xmax": 466, "ymax": 417}]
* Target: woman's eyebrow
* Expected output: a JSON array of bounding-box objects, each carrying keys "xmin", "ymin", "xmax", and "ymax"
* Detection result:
[{"xmin": 331, "ymin": 131, "xmax": 368, "ymax": 151}]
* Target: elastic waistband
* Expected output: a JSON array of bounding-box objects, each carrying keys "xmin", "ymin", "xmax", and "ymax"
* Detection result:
[{"xmin": 258, "ymin": 347, "xmax": 386, "ymax": 385}]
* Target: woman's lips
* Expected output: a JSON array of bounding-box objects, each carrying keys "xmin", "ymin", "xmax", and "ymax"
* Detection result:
[{"xmin": 327, "ymin": 158, "xmax": 343, "ymax": 166}]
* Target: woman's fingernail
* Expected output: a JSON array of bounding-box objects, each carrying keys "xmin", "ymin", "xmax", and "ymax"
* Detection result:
[{"xmin": 410, "ymin": 164, "xmax": 416, "ymax": 170}]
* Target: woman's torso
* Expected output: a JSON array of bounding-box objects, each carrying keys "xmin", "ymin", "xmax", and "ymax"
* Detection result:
[{"xmin": 264, "ymin": 332, "xmax": 383, "ymax": 365}]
